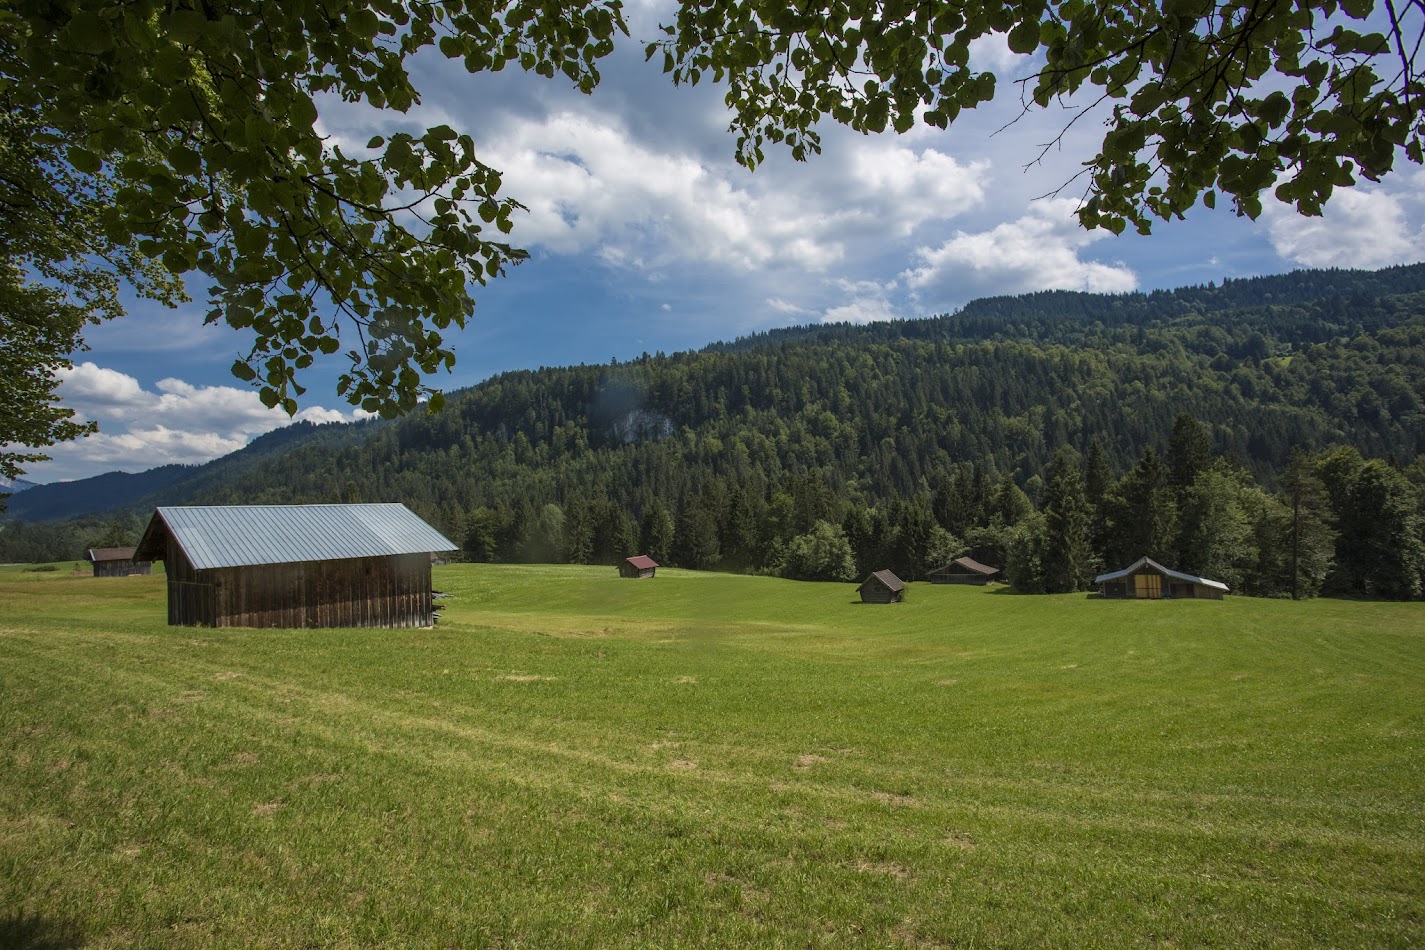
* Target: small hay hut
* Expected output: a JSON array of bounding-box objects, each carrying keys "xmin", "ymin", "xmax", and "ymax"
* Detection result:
[
  {"xmin": 1093, "ymin": 556, "xmax": 1228, "ymax": 600},
  {"xmin": 86, "ymin": 547, "xmax": 152, "ymax": 577},
  {"xmin": 135, "ymin": 504, "xmax": 456, "ymax": 628},
  {"xmin": 858, "ymin": 569, "xmax": 906, "ymax": 604},
  {"xmin": 618, "ymin": 555, "xmax": 659, "ymax": 579}
]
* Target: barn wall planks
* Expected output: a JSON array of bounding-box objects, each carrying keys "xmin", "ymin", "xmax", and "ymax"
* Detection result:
[{"xmin": 163, "ymin": 544, "xmax": 433, "ymax": 628}]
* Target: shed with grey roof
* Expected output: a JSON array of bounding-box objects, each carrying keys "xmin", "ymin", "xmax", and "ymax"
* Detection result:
[
  {"xmin": 1093, "ymin": 556, "xmax": 1228, "ymax": 601},
  {"xmin": 135, "ymin": 504, "xmax": 456, "ymax": 628},
  {"xmin": 857, "ymin": 569, "xmax": 906, "ymax": 604}
]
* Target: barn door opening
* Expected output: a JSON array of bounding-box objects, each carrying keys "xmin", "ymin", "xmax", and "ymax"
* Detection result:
[{"xmin": 1134, "ymin": 573, "xmax": 1163, "ymax": 599}]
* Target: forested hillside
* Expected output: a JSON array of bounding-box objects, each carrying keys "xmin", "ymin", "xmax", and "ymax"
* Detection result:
[{"xmin": 5, "ymin": 264, "xmax": 1425, "ymax": 597}]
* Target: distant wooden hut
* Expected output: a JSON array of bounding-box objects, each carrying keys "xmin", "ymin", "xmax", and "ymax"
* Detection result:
[
  {"xmin": 927, "ymin": 556, "xmax": 999, "ymax": 585},
  {"xmin": 86, "ymin": 547, "xmax": 152, "ymax": 577},
  {"xmin": 858, "ymin": 569, "xmax": 905, "ymax": 604},
  {"xmin": 1093, "ymin": 556, "xmax": 1228, "ymax": 600},
  {"xmin": 134, "ymin": 504, "xmax": 456, "ymax": 628},
  {"xmin": 618, "ymin": 555, "xmax": 659, "ymax": 579}
]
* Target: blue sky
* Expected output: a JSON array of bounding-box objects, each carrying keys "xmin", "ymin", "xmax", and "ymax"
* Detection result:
[{"xmin": 24, "ymin": 1, "xmax": 1425, "ymax": 483}]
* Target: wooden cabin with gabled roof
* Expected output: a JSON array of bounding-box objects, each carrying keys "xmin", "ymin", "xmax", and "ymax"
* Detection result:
[
  {"xmin": 618, "ymin": 555, "xmax": 659, "ymax": 579},
  {"xmin": 858, "ymin": 569, "xmax": 906, "ymax": 604},
  {"xmin": 927, "ymin": 556, "xmax": 999, "ymax": 585},
  {"xmin": 86, "ymin": 547, "xmax": 152, "ymax": 577},
  {"xmin": 135, "ymin": 504, "xmax": 456, "ymax": 628},
  {"xmin": 1093, "ymin": 556, "xmax": 1228, "ymax": 600}
]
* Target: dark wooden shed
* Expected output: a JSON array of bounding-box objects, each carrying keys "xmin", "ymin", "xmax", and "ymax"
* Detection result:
[
  {"xmin": 927, "ymin": 556, "xmax": 999, "ymax": 585},
  {"xmin": 86, "ymin": 547, "xmax": 152, "ymax": 577},
  {"xmin": 134, "ymin": 504, "xmax": 456, "ymax": 628},
  {"xmin": 1093, "ymin": 556, "xmax": 1228, "ymax": 600},
  {"xmin": 858, "ymin": 569, "xmax": 906, "ymax": 604},
  {"xmin": 618, "ymin": 555, "xmax": 659, "ymax": 579}
]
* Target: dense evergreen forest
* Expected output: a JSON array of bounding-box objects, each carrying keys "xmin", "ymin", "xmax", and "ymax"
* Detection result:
[{"xmin": 5, "ymin": 263, "xmax": 1425, "ymax": 598}]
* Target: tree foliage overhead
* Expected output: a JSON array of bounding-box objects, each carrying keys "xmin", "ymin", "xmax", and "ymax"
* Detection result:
[
  {"xmin": 657, "ymin": 0, "xmax": 1425, "ymax": 233},
  {"xmin": 5, "ymin": 0, "xmax": 1423, "ymax": 444}
]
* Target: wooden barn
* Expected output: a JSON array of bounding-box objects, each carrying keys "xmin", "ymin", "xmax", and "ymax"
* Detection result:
[
  {"xmin": 1093, "ymin": 556, "xmax": 1228, "ymax": 600},
  {"xmin": 86, "ymin": 547, "xmax": 152, "ymax": 577},
  {"xmin": 927, "ymin": 556, "xmax": 999, "ymax": 585},
  {"xmin": 858, "ymin": 569, "xmax": 906, "ymax": 604},
  {"xmin": 134, "ymin": 504, "xmax": 456, "ymax": 628},
  {"xmin": 618, "ymin": 555, "xmax": 659, "ymax": 579}
]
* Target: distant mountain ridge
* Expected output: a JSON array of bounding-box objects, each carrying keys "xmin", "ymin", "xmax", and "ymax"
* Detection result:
[
  {"xmin": 5, "ymin": 419, "xmax": 381, "ymax": 522},
  {"xmin": 6, "ymin": 261, "xmax": 1425, "ymax": 527}
]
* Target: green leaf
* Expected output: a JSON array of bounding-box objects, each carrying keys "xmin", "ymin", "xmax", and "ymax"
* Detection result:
[{"xmin": 231, "ymin": 360, "xmax": 258, "ymax": 382}]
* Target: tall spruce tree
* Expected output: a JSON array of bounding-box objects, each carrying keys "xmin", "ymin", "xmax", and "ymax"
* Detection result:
[
  {"xmin": 1105, "ymin": 448, "xmax": 1177, "ymax": 567},
  {"xmin": 1040, "ymin": 447, "xmax": 1093, "ymax": 593}
]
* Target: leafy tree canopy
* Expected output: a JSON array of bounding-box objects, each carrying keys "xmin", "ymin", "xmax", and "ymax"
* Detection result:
[{"xmin": 5, "ymin": 0, "xmax": 1422, "ymax": 436}]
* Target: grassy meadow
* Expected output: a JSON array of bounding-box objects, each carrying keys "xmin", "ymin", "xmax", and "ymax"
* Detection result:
[{"xmin": 1, "ymin": 562, "xmax": 1423, "ymax": 946}]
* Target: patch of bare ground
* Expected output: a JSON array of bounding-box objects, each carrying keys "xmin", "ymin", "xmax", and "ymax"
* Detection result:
[
  {"xmin": 793, "ymin": 754, "xmax": 828, "ymax": 770},
  {"xmin": 934, "ymin": 678, "xmax": 958, "ymax": 686},
  {"xmin": 667, "ymin": 759, "xmax": 698, "ymax": 771},
  {"xmin": 494, "ymin": 673, "xmax": 556, "ymax": 682},
  {"xmin": 212, "ymin": 672, "xmax": 242, "ymax": 681},
  {"xmin": 674, "ymin": 675, "xmax": 698, "ymax": 684},
  {"xmin": 175, "ymin": 691, "xmax": 205, "ymax": 703},
  {"xmin": 854, "ymin": 860, "xmax": 909, "ymax": 879},
  {"xmin": 941, "ymin": 831, "xmax": 976, "ymax": 850},
  {"xmin": 220, "ymin": 752, "xmax": 259, "ymax": 769},
  {"xmin": 251, "ymin": 801, "xmax": 283, "ymax": 816},
  {"xmin": 871, "ymin": 791, "xmax": 916, "ymax": 807}
]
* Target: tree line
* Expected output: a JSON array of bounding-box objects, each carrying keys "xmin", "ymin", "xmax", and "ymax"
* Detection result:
[{"xmin": 3, "ymin": 266, "xmax": 1424, "ymax": 597}]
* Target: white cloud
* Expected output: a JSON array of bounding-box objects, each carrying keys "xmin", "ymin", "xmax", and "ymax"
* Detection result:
[
  {"xmin": 902, "ymin": 197, "xmax": 1138, "ymax": 304},
  {"xmin": 821, "ymin": 279, "xmax": 903, "ymax": 324},
  {"xmin": 28, "ymin": 364, "xmax": 371, "ymax": 481},
  {"xmin": 484, "ymin": 110, "xmax": 992, "ymax": 280},
  {"xmin": 1263, "ymin": 186, "xmax": 1425, "ymax": 269}
]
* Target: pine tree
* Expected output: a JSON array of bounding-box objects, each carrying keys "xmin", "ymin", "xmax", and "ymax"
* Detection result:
[{"xmin": 1040, "ymin": 448, "xmax": 1093, "ymax": 593}]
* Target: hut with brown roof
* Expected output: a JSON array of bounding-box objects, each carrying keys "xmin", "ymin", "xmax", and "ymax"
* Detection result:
[
  {"xmin": 134, "ymin": 504, "xmax": 456, "ymax": 628},
  {"xmin": 618, "ymin": 555, "xmax": 659, "ymax": 579},
  {"xmin": 927, "ymin": 556, "xmax": 999, "ymax": 585},
  {"xmin": 86, "ymin": 547, "xmax": 152, "ymax": 578},
  {"xmin": 857, "ymin": 569, "xmax": 905, "ymax": 604}
]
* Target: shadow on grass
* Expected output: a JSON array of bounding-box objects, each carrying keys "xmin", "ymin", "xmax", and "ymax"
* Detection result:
[{"xmin": 0, "ymin": 911, "xmax": 85, "ymax": 950}]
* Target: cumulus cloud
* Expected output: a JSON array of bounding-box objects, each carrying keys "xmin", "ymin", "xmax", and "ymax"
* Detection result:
[
  {"xmin": 30, "ymin": 364, "xmax": 371, "ymax": 481},
  {"xmin": 821, "ymin": 279, "xmax": 904, "ymax": 325},
  {"xmin": 902, "ymin": 197, "xmax": 1138, "ymax": 305},
  {"xmin": 1262, "ymin": 185, "xmax": 1425, "ymax": 269},
  {"xmin": 483, "ymin": 110, "xmax": 991, "ymax": 278}
]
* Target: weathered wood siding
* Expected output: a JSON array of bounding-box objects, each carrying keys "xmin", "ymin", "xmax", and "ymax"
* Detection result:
[
  {"xmin": 618, "ymin": 564, "xmax": 656, "ymax": 579},
  {"xmin": 928, "ymin": 571, "xmax": 989, "ymax": 585},
  {"xmin": 858, "ymin": 582, "xmax": 902, "ymax": 604},
  {"xmin": 93, "ymin": 560, "xmax": 152, "ymax": 578},
  {"xmin": 164, "ymin": 541, "xmax": 433, "ymax": 628}
]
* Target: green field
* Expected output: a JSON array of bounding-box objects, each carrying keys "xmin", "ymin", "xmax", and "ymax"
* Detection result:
[{"xmin": 2, "ymin": 564, "xmax": 1422, "ymax": 946}]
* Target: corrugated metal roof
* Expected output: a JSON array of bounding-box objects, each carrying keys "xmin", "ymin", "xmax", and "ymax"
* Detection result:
[
  {"xmin": 1093, "ymin": 556, "xmax": 1229, "ymax": 592},
  {"xmin": 138, "ymin": 504, "xmax": 456, "ymax": 570},
  {"xmin": 624, "ymin": 555, "xmax": 659, "ymax": 570}
]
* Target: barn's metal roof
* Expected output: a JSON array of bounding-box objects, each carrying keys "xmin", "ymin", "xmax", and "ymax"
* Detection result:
[
  {"xmin": 136, "ymin": 504, "xmax": 456, "ymax": 570},
  {"xmin": 624, "ymin": 555, "xmax": 659, "ymax": 570},
  {"xmin": 1093, "ymin": 556, "xmax": 1229, "ymax": 592}
]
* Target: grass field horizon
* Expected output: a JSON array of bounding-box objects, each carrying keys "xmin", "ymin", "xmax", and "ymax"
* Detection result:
[{"xmin": 3, "ymin": 563, "xmax": 1422, "ymax": 946}]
